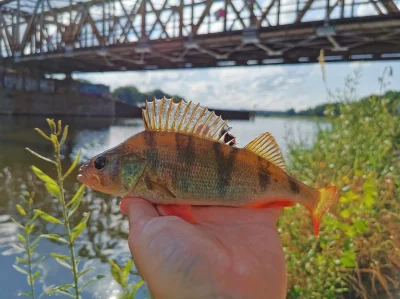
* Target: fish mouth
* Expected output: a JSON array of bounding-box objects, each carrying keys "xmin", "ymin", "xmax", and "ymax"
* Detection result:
[
  {"xmin": 77, "ymin": 164, "xmax": 90, "ymax": 185},
  {"xmin": 76, "ymin": 164, "xmax": 100, "ymax": 188},
  {"xmin": 76, "ymin": 173, "xmax": 85, "ymax": 183}
]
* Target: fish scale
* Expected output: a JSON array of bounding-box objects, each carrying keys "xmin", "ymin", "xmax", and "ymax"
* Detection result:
[{"xmin": 77, "ymin": 97, "xmax": 338, "ymax": 236}]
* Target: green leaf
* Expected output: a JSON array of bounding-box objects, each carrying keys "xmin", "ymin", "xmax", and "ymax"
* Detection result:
[
  {"xmin": 40, "ymin": 234, "xmax": 69, "ymax": 244},
  {"xmin": 63, "ymin": 150, "xmax": 81, "ymax": 180},
  {"xmin": 60, "ymin": 125, "xmax": 69, "ymax": 146},
  {"xmin": 26, "ymin": 223, "xmax": 35, "ymax": 235},
  {"xmin": 47, "ymin": 284, "xmax": 74, "ymax": 296},
  {"xmin": 31, "ymin": 235, "xmax": 41, "ymax": 247},
  {"xmin": 33, "ymin": 270, "xmax": 41, "ymax": 281},
  {"xmin": 31, "ymin": 166, "xmax": 57, "ymax": 186},
  {"xmin": 50, "ymin": 134, "xmax": 59, "ymax": 153},
  {"xmin": 70, "ymin": 223, "xmax": 86, "ymax": 243},
  {"xmin": 67, "ymin": 184, "xmax": 85, "ymax": 207},
  {"xmin": 17, "ymin": 233, "xmax": 26, "ymax": 243},
  {"xmin": 78, "ymin": 267, "xmax": 94, "ymax": 279},
  {"xmin": 16, "ymin": 257, "xmax": 28, "ymax": 265},
  {"xmin": 50, "ymin": 253, "xmax": 71, "ymax": 261},
  {"xmin": 46, "ymin": 118, "xmax": 57, "ymax": 134},
  {"xmin": 13, "ymin": 265, "xmax": 28, "ymax": 275},
  {"xmin": 34, "ymin": 127, "xmax": 51, "ymax": 140},
  {"xmin": 70, "ymin": 212, "xmax": 91, "ymax": 243},
  {"xmin": 68, "ymin": 187, "xmax": 85, "ymax": 218},
  {"xmin": 16, "ymin": 204, "xmax": 26, "ymax": 216},
  {"xmin": 53, "ymin": 257, "xmax": 72, "ymax": 270},
  {"xmin": 28, "ymin": 244, "xmax": 38, "ymax": 255},
  {"xmin": 109, "ymin": 260, "xmax": 122, "ymax": 285},
  {"xmin": 35, "ymin": 210, "xmax": 63, "ymax": 225},
  {"xmin": 57, "ymin": 120, "xmax": 62, "ymax": 136},
  {"xmin": 122, "ymin": 259, "xmax": 133, "ymax": 286},
  {"xmin": 27, "ymin": 275, "xmax": 32, "ymax": 286},
  {"xmin": 340, "ymin": 251, "xmax": 356, "ymax": 268},
  {"xmin": 18, "ymin": 292, "xmax": 32, "ymax": 297},
  {"xmin": 132, "ymin": 280, "xmax": 145, "ymax": 298},
  {"xmin": 339, "ymin": 209, "xmax": 350, "ymax": 219},
  {"xmin": 25, "ymin": 148, "xmax": 56, "ymax": 165},
  {"xmin": 53, "ymin": 290, "xmax": 74, "ymax": 297},
  {"xmin": 45, "ymin": 183, "xmax": 62, "ymax": 200},
  {"xmin": 354, "ymin": 219, "xmax": 368, "ymax": 234},
  {"xmin": 10, "ymin": 217, "xmax": 24, "ymax": 229},
  {"xmin": 80, "ymin": 275, "xmax": 105, "ymax": 291},
  {"xmin": 12, "ymin": 244, "xmax": 26, "ymax": 252}
]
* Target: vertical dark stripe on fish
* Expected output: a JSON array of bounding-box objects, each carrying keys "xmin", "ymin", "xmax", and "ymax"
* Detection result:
[
  {"xmin": 175, "ymin": 133, "xmax": 195, "ymax": 192},
  {"xmin": 213, "ymin": 142, "xmax": 239, "ymax": 197},
  {"xmin": 144, "ymin": 131, "xmax": 159, "ymax": 169},
  {"xmin": 288, "ymin": 176, "xmax": 300, "ymax": 194},
  {"xmin": 257, "ymin": 156, "xmax": 271, "ymax": 192}
]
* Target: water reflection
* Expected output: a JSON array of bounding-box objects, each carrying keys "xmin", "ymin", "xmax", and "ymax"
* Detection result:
[{"xmin": 0, "ymin": 115, "xmax": 328, "ymax": 298}]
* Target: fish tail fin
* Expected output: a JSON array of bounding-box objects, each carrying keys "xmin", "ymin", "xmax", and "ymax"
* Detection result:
[{"xmin": 311, "ymin": 186, "xmax": 338, "ymax": 236}]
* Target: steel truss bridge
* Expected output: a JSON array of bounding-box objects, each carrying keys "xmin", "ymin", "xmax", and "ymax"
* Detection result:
[{"xmin": 0, "ymin": 0, "xmax": 399, "ymax": 73}]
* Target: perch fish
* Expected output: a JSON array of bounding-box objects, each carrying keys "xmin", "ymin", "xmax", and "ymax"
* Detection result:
[{"xmin": 77, "ymin": 98, "xmax": 337, "ymax": 236}]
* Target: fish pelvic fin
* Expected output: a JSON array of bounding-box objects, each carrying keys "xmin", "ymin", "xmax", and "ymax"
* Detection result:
[
  {"xmin": 142, "ymin": 97, "xmax": 237, "ymax": 146},
  {"xmin": 244, "ymin": 132, "xmax": 286, "ymax": 172},
  {"xmin": 157, "ymin": 205, "xmax": 196, "ymax": 223},
  {"xmin": 312, "ymin": 186, "xmax": 338, "ymax": 236}
]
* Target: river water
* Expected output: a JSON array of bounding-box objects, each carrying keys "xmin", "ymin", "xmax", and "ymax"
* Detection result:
[{"xmin": 0, "ymin": 115, "xmax": 328, "ymax": 299}]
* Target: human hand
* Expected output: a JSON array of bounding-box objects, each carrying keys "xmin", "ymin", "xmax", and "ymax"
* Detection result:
[{"xmin": 120, "ymin": 198, "xmax": 287, "ymax": 299}]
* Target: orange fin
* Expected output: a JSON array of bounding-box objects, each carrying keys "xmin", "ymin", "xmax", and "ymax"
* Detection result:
[
  {"xmin": 246, "ymin": 199, "xmax": 295, "ymax": 209},
  {"xmin": 245, "ymin": 132, "xmax": 287, "ymax": 172},
  {"xmin": 157, "ymin": 205, "xmax": 196, "ymax": 223},
  {"xmin": 311, "ymin": 186, "xmax": 338, "ymax": 236}
]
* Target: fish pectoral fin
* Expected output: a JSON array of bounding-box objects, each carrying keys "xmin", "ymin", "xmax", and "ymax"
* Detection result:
[
  {"xmin": 246, "ymin": 199, "xmax": 296, "ymax": 209},
  {"xmin": 144, "ymin": 176, "xmax": 176, "ymax": 198},
  {"xmin": 157, "ymin": 205, "xmax": 196, "ymax": 223}
]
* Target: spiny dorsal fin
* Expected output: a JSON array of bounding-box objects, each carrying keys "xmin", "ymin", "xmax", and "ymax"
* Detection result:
[
  {"xmin": 142, "ymin": 97, "xmax": 237, "ymax": 146},
  {"xmin": 245, "ymin": 132, "xmax": 287, "ymax": 171}
]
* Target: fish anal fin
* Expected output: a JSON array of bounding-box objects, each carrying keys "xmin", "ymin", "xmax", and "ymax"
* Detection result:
[
  {"xmin": 144, "ymin": 176, "xmax": 176, "ymax": 198},
  {"xmin": 142, "ymin": 97, "xmax": 236, "ymax": 145},
  {"xmin": 246, "ymin": 199, "xmax": 295, "ymax": 209},
  {"xmin": 245, "ymin": 132, "xmax": 287, "ymax": 172},
  {"xmin": 157, "ymin": 205, "xmax": 196, "ymax": 223}
]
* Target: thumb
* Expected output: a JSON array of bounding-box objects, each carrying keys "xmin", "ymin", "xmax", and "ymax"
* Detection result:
[{"xmin": 120, "ymin": 197, "xmax": 159, "ymax": 234}]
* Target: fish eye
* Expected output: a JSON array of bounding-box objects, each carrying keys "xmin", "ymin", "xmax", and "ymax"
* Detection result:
[{"xmin": 94, "ymin": 156, "xmax": 107, "ymax": 170}]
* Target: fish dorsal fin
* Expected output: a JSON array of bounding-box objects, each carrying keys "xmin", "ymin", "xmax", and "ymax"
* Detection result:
[
  {"xmin": 142, "ymin": 97, "xmax": 237, "ymax": 146},
  {"xmin": 245, "ymin": 132, "xmax": 287, "ymax": 172}
]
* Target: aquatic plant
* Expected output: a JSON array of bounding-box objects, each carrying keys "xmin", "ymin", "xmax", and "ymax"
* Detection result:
[
  {"xmin": 24, "ymin": 119, "xmax": 104, "ymax": 298},
  {"xmin": 12, "ymin": 191, "xmax": 43, "ymax": 298},
  {"xmin": 282, "ymin": 72, "xmax": 400, "ymax": 298}
]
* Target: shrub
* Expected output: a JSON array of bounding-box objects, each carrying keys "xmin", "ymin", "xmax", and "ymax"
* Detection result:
[{"xmin": 280, "ymin": 78, "xmax": 400, "ymax": 298}]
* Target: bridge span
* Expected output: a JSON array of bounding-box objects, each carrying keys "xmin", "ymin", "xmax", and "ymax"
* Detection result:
[{"xmin": 0, "ymin": 0, "xmax": 399, "ymax": 73}]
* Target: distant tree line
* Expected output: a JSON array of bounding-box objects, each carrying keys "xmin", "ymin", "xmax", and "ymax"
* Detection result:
[
  {"xmin": 111, "ymin": 85, "xmax": 184, "ymax": 106},
  {"xmin": 258, "ymin": 90, "xmax": 400, "ymax": 117},
  {"xmin": 110, "ymin": 85, "xmax": 400, "ymax": 117}
]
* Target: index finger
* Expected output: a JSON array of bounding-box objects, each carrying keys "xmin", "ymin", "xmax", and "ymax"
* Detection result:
[{"xmin": 120, "ymin": 197, "xmax": 159, "ymax": 233}]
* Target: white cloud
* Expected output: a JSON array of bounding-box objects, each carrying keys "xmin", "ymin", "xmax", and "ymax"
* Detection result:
[{"xmin": 75, "ymin": 61, "xmax": 400, "ymax": 111}]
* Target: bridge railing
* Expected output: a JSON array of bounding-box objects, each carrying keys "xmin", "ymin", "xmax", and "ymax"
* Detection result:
[{"xmin": 0, "ymin": 0, "xmax": 399, "ymax": 58}]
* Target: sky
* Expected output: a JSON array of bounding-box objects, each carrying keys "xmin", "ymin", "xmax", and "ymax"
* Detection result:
[{"xmin": 74, "ymin": 60, "xmax": 400, "ymax": 112}]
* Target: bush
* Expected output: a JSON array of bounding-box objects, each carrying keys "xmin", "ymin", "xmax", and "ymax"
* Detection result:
[{"xmin": 280, "ymin": 81, "xmax": 400, "ymax": 298}]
